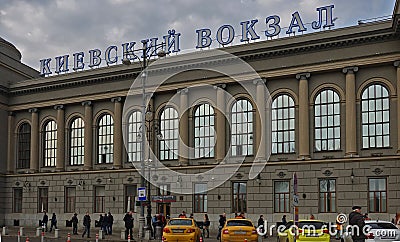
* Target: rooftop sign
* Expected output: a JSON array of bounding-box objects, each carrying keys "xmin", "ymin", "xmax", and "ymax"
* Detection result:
[{"xmin": 39, "ymin": 5, "xmax": 335, "ymax": 76}]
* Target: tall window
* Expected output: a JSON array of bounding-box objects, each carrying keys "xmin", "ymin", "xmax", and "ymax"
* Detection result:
[
  {"xmin": 38, "ymin": 187, "xmax": 48, "ymax": 213},
  {"xmin": 98, "ymin": 114, "xmax": 114, "ymax": 164},
  {"xmin": 232, "ymin": 182, "xmax": 247, "ymax": 213},
  {"xmin": 231, "ymin": 99, "xmax": 254, "ymax": 156},
  {"xmin": 70, "ymin": 118, "xmax": 84, "ymax": 166},
  {"xmin": 125, "ymin": 185, "xmax": 137, "ymax": 212},
  {"xmin": 272, "ymin": 94, "xmax": 295, "ymax": 154},
  {"xmin": 158, "ymin": 184, "xmax": 171, "ymax": 196},
  {"xmin": 127, "ymin": 111, "xmax": 142, "ymax": 163},
  {"xmin": 274, "ymin": 181, "xmax": 290, "ymax": 213},
  {"xmin": 194, "ymin": 103, "xmax": 215, "ymax": 158},
  {"xmin": 361, "ymin": 84, "xmax": 390, "ymax": 148},
  {"xmin": 17, "ymin": 123, "xmax": 31, "ymax": 169},
  {"xmin": 159, "ymin": 107, "xmax": 179, "ymax": 160},
  {"xmin": 13, "ymin": 188, "xmax": 23, "ymax": 213},
  {"xmin": 193, "ymin": 183, "xmax": 207, "ymax": 213},
  {"xmin": 369, "ymin": 178, "xmax": 387, "ymax": 213},
  {"xmin": 314, "ymin": 90, "xmax": 341, "ymax": 151},
  {"xmin": 43, "ymin": 120, "xmax": 57, "ymax": 167},
  {"xmin": 319, "ymin": 179, "xmax": 336, "ymax": 213},
  {"xmin": 65, "ymin": 187, "xmax": 76, "ymax": 213},
  {"xmin": 94, "ymin": 186, "xmax": 105, "ymax": 213}
]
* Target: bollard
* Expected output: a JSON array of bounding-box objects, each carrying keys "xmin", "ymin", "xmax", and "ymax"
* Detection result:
[
  {"xmin": 67, "ymin": 233, "xmax": 71, "ymax": 242},
  {"xmin": 41, "ymin": 231, "xmax": 44, "ymax": 242},
  {"xmin": 0, "ymin": 233, "xmax": 2, "ymax": 242},
  {"xmin": 17, "ymin": 231, "xmax": 20, "ymax": 242},
  {"xmin": 96, "ymin": 234, "xmax": 99, "ymax": 242},
  {"xmin": 127, "ymin": 234, "xmax": 131, "ymax": 242},
  {"xmin": 54, "ymin": 229, "xmax": 60, "ymax": 239},
  {"xmin": 19, "ymin": 227, "xmax": 24, "ymax": 237},
  {"xmin": 2, "ymin": 227, "xmax": 7, "ymax": 236},
  {"xmin": 98, "ymin": 230, "xmax": 103, "ymax": 240},
  {"xmin": 155, "ymin": 226, "xmax": 162, "ymax": 239},
  {"xmin": 36, "ymin": 227, "xmax": 42, "ymax": 237},
  {"xmin": 120, "ymin": 230, "xmax": 125, "ymax": 240},
  {"xmin": 244, "ymin": 239, "xmax": 248, "ymax": 242},
  {"xmin": 199, "ymin": 236, "xmax": 203, "ymax": 242},
  {"xmin": 25, "ymin": 237, "xmax": 29, "ymax": 242}
]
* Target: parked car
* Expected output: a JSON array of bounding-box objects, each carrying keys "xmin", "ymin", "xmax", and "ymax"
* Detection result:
[
  {"xmin": 342, "ymin": 220, "xmax": 400, "ymax": 242},
  {"xmin": 277, "ymin": 220, "xmax": 330, "ymax": 242},
  {"xmin": 162, "ymin": 218, "xmax": 203, "ymax": 242},
  {"xmin": 221, "ymin": 218, "xmax": 258, "ymax": 242}
]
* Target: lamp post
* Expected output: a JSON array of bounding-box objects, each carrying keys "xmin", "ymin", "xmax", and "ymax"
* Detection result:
[{"xmin": 123, "ymin": 40, "xmax": 166, "ymax": 238}]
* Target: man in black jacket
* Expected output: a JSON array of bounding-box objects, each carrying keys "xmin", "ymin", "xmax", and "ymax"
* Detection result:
[
  {"xmin": 71, "ymin": 213, "xmax": 78, "ymax": 235},
  {"xmin": 349, "ymin": 206, "xmax": 366, "ymax": 242},
  {"xmin": 123, "ymin": 211, "xmax": 134, "ymax": 240},
  {"xmin": 82, "ymin": 212, "xmax": 91, "ymax": 238}
]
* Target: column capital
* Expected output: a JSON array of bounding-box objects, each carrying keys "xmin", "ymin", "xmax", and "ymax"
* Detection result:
[
  {"xmin": 342, "ymin": 66, "xmax": 359, "ymax": 74},
  {"xmin": 8, "ymin": 111, "xmax": 15, "ymax": 116},
  {"xmin": 253, "ymin": 78, "xmax": 266, "ymax": 85},
  {"xmin": 54, "ymin": 104, "xmax": 64, "ymax": 110},
  {"xmin": 213, "ymin": 83, "xmax": 226, "ymax": 90},
  {"xmin": 81, "ymin": 101, "xmax": 92, "ymax": 106},
  {"xmin": 28, "ymin": 108, "xmax": 38, "ymax": 113},
  {"xmin": 394, "ymin": 60, "xmax": 400, "ymax": 67},
  {"xmin": 295, "ymin": 72, "xmax": 311, "ymax": 80},
  {"xmin": 178, "ymin": 88, "xmax": 189, "ymax": 95},
  {"xmin": 111, "ymin": 97, "xmax": 123, "ymax": 103}
]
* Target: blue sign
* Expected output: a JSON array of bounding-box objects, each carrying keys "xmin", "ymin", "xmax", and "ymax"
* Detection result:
[
  {"xmin": 39, "ymin": 5, "xmax": 335, "ymax": 76},
  {"xmin": 138, "ymin": 187, "xmax": 146, "ymax": 201}
]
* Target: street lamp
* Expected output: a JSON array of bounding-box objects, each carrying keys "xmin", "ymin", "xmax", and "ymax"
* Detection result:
[{"xmin": 123, "ymin": 39, "xmax": 166, "ymax": 239}]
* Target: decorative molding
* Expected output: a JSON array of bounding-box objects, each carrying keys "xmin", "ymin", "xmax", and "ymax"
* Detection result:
[
  {"xmin": 28, "ymin": 108, "xmax": 38, "ymax": 113},
  {"xmin": 235, "ymin": 173, "xmax": 243, "ymax": 179},
  {"xmin": 323, "ymin": 170, "xmax": 333, "ymax": 177},
  {"xmin": 197, "ymin": 174, "xmax": 204, "ymax": 180},
  {"xmin": 127, "ymin": 177, "xmax": 134, "ymax": 182},
  {"xmin": 394, "ymin": 60, "xmax": 400, "ymax": 67},
  {"xmin": 81, "ymin": 101, "xmax": 92, "ymax": 106},
  {"xmin": 277, "ymin": 171, "xmax": 286, "ymax": 178},
  {"xmin": 111, "ymin": 97, "xmax": 122, "ymax": 103},
  {"xmin": 54, "ymin": 104, "xmax": 64, "ymax": 110},
  {"xmin": 372, "ymin": 167, "xmax": 383, "ymax": 175},
  {"xmin": 67, "ymin": 179, "xmax": 73, "ymax": 185}
]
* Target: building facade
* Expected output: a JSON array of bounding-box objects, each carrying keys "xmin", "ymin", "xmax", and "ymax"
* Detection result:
[{"xmin": 1, "ymin": 2, "xmax": 400, "ymax": 229}]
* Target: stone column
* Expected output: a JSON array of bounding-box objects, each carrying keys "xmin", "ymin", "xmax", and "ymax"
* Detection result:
[
  {"xmin": 394, "ymin": 61, "xmax": 400, "ymax": 153},
  {"xmin": 215, "ymin": 84, "xmax": 226, "ymax": 163},
  {"xmin": 296, "ymin": 73, "xmax": 311, "ymax": 159},
  {"xmin": 179, "ymin": 88, "xmax": 189, "ymax": 165},
  {"xmin": 343, "ymin": 66, "xmax": 358, "ymax": 157},
  {"xmin": 7, "ymin": 112, "xmax": 15, "ymax": 174},
  {"xmin": 254, "ymin": 79, "xmax": 266, "ymax": 161},
  {"xmin": 29, "ymin": 108, "xmax": 39, "ymax": 172},
  {"xmin": 82, "ymin": 101, "xmax": 93, "ymax": 170},
  {"xmin": 112, "ymin": 97, "xmax": 123, "ymax": 169},
  {"xmin": 54, "ymin": 105, "xmax": 65, "ymax": 171}
]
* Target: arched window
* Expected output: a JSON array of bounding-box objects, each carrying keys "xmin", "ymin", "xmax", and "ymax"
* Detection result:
[
  {"xmin": 98, "ymin": 114, "xmax": 114, "ymax": 164},
  {"xmin": 70, "ymin": 117, "xmax": 84, "ymax": 166},
  {"xmin": 17, "ymin": 122, "xmax": 31, "ymax": 169},
  {"xmin": 159, "ymin": 107, "xmax": 179, "ymax": 160},
  {"xmin": 194, "ymin": 103, "xmax": 215, "ymax": 158},
  {"xmin": 43, "ymin": 120, "xmax": 57, "ymax": 167},
  {"xmin": 231, "ymin": 99, "xmax": 254, "ymax": 156},
  {"xmin": 361, "ymin": 84, "xmax": 390, "ymax": 148},
  {"xmin": 127, "ymin": 111, "xmax": 142, "ymax": 162},
  {"xmin": 271, "ymin": 94, "xmax": 295, "ymax": 154},
  {"xmin": 314, "ymin": 89, "xmax": 341, "ymax": 151}
]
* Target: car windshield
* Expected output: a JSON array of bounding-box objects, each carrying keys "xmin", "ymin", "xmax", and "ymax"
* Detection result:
[
  {"xmin": 226, "ymin": 220, "xmax": 253, "ymax": 227},
  {"xmin": 367, "ymin": 223, "xmax": 398, "ymax": 230},
  {"xmin": 169, "ymin": 219, "xmax": 192, "ymax": 226},
  {"xmin": 298, "ymin": 221, "xmax": 325, "ymax": 230}
]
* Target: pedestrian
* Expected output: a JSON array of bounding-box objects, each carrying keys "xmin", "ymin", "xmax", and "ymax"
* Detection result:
[
  {"xmin": 49, "ymin": 213, "xmax": 57, "ymax": 232},
  {"xmin": 123, "ymin": 211, "xmax": 134, "ymax": 240},
  {"xmin": 189, "ymin": 213, "xmax": 194, "ymax": 219},
  {"xmin": 71, "ymin": 213, "xmax": 79, "ymax": 235},
  {"xmin": 363, "ymin": 213, "xmax": 370, "ymax": 220},
  {"xmin": 239, "ymin": 212, "xmax": 245, "ymax": 219},
  {"xmin": 42, "ymin": 211, "xmax": 48, "ymax": 232},
  {"xmin": 203, "ymin": 214, "xmax": 210, "ymax": 238},
  {"xmin": 102, "ymin": 213, "xmax": 108, "ymax": 235},
  {"xmin": 82, "ymin": 211, "xmax": 91, "ymax": 238},
  {"xmin": 309, "ymin": 214, "xmax": 315, "ymax": 220},
  {"xmin": 335, "ymin": 213, "xmax": 343, "ymax": 240},
  {"xmin": 178, "ymin": 211, "xmax": 187, "ymax": 218},
  {"xmin": 282, "ymin": 215, "xmax": 287, "ymax": 225},
  {"xmin": 98, "ymin": 214, "xmax": 103, "ymax": 230},
  {"xmin": 107, "ymin": 212, "xmax": 114, "ymax": 235},
  {"xmin": 349, "ymin": 206, "xmax": 366, "ymax": 242},
  {"xmin": 216, "ymin": 214, "xmax": 226, "ymax": 240},
  {"xmin": 258, "ymin": 214, "xmax": 267, "ymax": 238},
  {"xmin": 152, "ymin": 214, "xmax": 159, "ymax": 239}
]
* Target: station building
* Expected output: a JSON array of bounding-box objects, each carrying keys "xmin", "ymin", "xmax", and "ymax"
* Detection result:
[{"xmin": 0, "ymin": 1, "xmax": 400, "ymax": 229}]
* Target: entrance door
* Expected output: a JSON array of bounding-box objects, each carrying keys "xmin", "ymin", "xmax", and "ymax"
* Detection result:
[{"xmin": 157, "ymin": 203, "xmax": 171, "ymax": 217}]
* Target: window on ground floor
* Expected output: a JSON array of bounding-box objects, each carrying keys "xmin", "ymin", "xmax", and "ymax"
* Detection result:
[
  {"xmin": 319, "ymin": 179, "xmax": 336, "ymax": 213},
  {"xmin": 368, "ymin": 177, "xmax": 387, "ymax": 213},
  {"xmin": 94, "ymin": 186, "xmax": 105, "ymax": 213},
  {"xmin": 13, "ymin": 188, "xmax": 23, "ymax": 213},
  {"xmin": 274, "ymin": 180, "xmax": 290, "ymax": 213},
  {"xmin": 232, "ymin": 182, "xmax": 247, "ymax": 213}
]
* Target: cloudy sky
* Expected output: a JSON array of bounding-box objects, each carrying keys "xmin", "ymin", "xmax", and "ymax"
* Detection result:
[{"xmin": 0, "ymin": 0, "xmax": 397, "ymax": 72}]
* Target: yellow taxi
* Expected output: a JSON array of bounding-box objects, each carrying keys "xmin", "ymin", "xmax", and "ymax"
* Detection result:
[
  {"xmin": 221, "ymin": 218, "xmax": 258, "ymax": 242},
  {"xmin": 162, "ymin": 218, "xmax": 202, "ymax": 242},
  {"xmin": 277, "ymin": 220, "xmax": 330, "ymax": 242}
]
